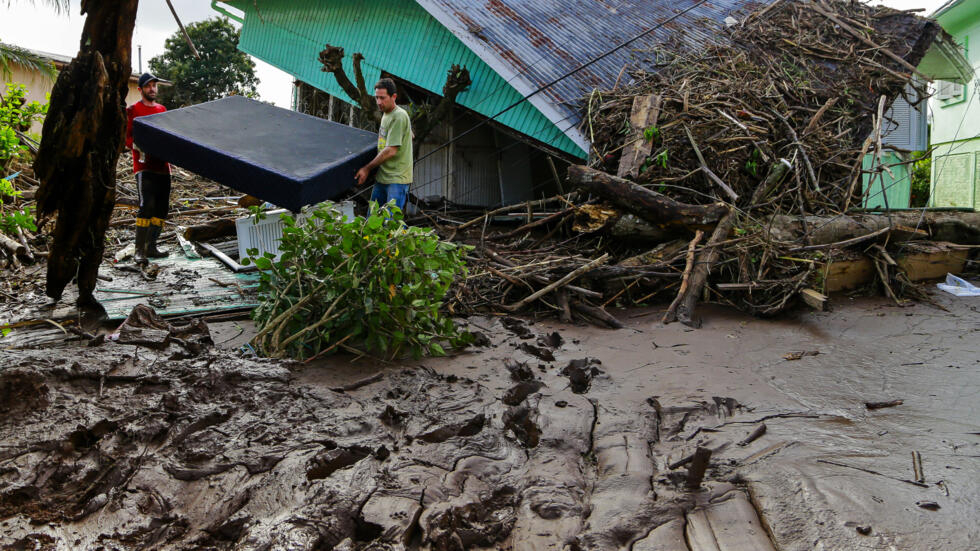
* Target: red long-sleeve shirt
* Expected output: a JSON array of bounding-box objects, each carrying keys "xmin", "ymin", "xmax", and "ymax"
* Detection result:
[{"xmin": 125, "ymin": 101, "xmax": 170, "ymax": 174}]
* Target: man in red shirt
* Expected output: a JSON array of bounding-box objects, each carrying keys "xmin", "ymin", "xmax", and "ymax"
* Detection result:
[{"xmin": 126, "ymin": 73, "xmax": 171, "ymax": 265}]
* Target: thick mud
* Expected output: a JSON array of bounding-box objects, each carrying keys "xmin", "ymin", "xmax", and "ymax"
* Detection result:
[{"xmin": 1, "ymin": 293, "xmax": 978, "ymax": 550}]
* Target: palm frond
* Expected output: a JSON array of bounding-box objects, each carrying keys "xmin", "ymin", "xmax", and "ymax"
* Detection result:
[
  {"xmin": 3, "ymin": 0, "xmax": 69, "ymax": 13},
  {"xmin": 0, "ymin": 42, "xmax": 58, "ymax": 81}
]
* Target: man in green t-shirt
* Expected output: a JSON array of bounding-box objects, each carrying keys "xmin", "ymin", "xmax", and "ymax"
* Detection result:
[{"xmin": 355, "ymin": 78, "xmax": 413, "ymax": 212}]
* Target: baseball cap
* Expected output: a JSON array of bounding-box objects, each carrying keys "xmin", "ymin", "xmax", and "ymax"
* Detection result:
[{"xmin": 138, "ymin": 73, "xmax": 167, "ymax": 88}]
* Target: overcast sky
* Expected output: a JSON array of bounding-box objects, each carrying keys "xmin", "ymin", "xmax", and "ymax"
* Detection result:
[
  {"xmin": 0, "ymin": 0, "xmax": 952, "ymax": 108},
  {"xmin": 0, "ymin": 0, "xmax": 292, "ymax": 106}
]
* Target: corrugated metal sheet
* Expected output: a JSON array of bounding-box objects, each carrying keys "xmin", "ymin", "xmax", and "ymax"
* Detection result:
[
  {"xmin": 93, "ymin": 257, "xmax": 260, "ymax": 320},
  {"xmin": 452, "ymin": 121, "xmax": 501, "ymax": 206},
  {"xmin": 227, "ymin": 0, "xmax": 585, "ymax": 158},
  {"xmin": 414, "ymin": 0, "xmax": 771, "ymax": 155},
  {"xmin": 414, "ymin": 118, "xmax": 451, "ymax": 200}
]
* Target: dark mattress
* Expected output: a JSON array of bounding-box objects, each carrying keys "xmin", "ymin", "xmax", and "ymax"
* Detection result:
[{"xmin": 132, "ymin": 95, "xmax": 378, "ymax": 212}]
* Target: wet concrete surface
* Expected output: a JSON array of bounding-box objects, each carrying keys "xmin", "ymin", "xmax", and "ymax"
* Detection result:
[{"xmin": 1, "ymin": 292, "xmax": 978, "ymax": 550}]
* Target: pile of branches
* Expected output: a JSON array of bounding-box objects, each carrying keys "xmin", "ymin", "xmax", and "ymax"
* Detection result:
[{"xmin": 435, "ymin": 0, "xmax": 977, "ymax": 327}]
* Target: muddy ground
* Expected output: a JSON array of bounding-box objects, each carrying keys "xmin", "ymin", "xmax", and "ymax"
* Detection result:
[{"xmin": 1, "ymin": 291, "xmax": 978, "ymax": 550}]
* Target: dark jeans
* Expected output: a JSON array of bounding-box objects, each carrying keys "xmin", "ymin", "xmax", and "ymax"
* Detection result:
[{"xmin": 136, "ymin": 170, "xmax": 172, "ymax": 224}]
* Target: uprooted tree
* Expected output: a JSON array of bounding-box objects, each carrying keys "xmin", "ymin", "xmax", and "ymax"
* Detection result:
[
  {"xmin": 34, "ymin": 0, "xmax": 139, "ymax": 316},
  {"xmin": 318, "ymin": 44, "xmax": 471, "ymax": 152}
]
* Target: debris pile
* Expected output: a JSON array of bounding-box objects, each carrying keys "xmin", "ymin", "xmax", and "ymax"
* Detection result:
[
  {"xmin": 0, "ymin": 156, "xmax": 251, "ymax": 326},
  {"xmin": 439, "ymin": 0, "xmax": 978, "ymax": 327}
]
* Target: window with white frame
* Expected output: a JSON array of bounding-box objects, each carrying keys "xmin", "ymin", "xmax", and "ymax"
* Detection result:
[{"xmin": 936, "ymin": 79, "xmax": 965, "ymax": 102}]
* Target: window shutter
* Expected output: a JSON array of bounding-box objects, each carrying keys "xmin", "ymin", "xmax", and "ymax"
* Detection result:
[{"xmin": 882, "ymin": 96, "xmax": 913, "ymax": 149}]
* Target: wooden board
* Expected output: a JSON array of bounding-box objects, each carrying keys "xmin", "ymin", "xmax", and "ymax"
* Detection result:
[
  {"xmin": 685, "ymin": 490, "xmax": 776, "ymax": 551},
  {"xmin": 823, "ymin": 257, "xmax": 875, "ymax": 293},
  {"xmin": 822, "ymin": 248, "xmax": 969, "ymax": 293},
  {"xmin": 896, "ymin": 249, "xmax": 968, "ymax": 281},
  {"xmin": 617, "ymin": 94, "xmax": 662, "ymax": 179},
  {"xmin": 633, "ymin": 518, "xmax": 688, "ymax": 551}
]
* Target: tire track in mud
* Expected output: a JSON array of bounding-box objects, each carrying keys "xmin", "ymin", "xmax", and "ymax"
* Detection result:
[{"xmin": 0, "ymin": 321, "xmax": 780, "ymax": 551}]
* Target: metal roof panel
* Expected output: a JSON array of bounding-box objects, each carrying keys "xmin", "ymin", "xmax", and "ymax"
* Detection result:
[{"xmin": 414, "ymin": 0, "xmax": 770, "ymax": 150}]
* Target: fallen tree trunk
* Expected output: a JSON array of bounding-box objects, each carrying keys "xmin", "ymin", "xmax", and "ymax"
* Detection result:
[
  {"xmin": 768, "ymin": 212, "xmax": 980, "ymax": 246},
  {"xmin": 607, "ymin": 213, "xmax": 672, "ymax": 242},
  {"xmin": 183, "ymin": 218, "xmax": 237, "ymax": 242},
  {"xmin": 567, "ymin": 165, "xmax": 729, "ymax": 228}
]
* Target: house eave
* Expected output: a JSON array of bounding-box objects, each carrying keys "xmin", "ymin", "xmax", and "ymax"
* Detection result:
[{"xmin": 413, "ymin": 0, "xmax": 590, "ymax": 159}]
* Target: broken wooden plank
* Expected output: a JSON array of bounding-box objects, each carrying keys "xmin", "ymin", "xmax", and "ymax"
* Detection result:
[
  {"xmin": 686, "ymin": 489, "xmax": 777, "ymax": 551},
  {"xmin": 912, "ymin": 450, "xmax": 924, "ymax": 484},
  {"xmin": 896, "ymin": 249, "xmax": 968, "ymax": 281},
  {"xmin": 686, "ymin": 447, "xmax": 712, "ymax": 489},
  {"xmin": 823, "ymin": 257, "xmax": 875, "ymax": 293},
  {"xmin": 632, "ymin": 518, "xmax": 687, "ymax": 551},
  {"xmin": 865, "ymin": 399, "xmax": 903, "ymax": 410},
  {"xmin": 617, "ymin": 94, "xmax": 662, "ymax": 179},
  {"xmin": 799, "ymin": 288, "xmax": 827, "ymax": 311}
]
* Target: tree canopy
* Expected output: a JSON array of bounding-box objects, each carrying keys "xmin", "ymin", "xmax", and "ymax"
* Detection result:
[{"xmin": 148, "ymin": 17, "xmax": 258, "ymax": 107}]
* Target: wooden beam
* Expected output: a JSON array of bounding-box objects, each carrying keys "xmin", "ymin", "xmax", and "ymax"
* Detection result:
[
  {"xmin": 567, "ymin": 165, "xmax": 729, "ymax": 228},
  {"xmin": 617, "ymin": 94, "xmax": 662, "ymax": 179}
]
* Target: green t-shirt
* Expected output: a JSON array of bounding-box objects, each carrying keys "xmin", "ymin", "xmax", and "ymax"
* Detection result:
[{"xmin": 376, "ymin": 106, "xmax": 413, "ymax": 184}]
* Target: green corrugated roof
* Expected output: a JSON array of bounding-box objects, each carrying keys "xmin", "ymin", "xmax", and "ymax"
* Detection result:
[{"xmin": 224, "ymin": 0, "xmax": 586, "ymax": 158}]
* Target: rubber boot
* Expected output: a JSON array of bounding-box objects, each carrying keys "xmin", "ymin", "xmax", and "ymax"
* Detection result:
[
  {"xmin": 146, "ymin": 224, "xmax": 168, "ymax": 258},
  {"xmin": 76, "ymin": 294, "xmax": 108, "ymax": 327},
  {"xmin": 134, "ymin": 225, "xmax": 149, "ymax": 266}
]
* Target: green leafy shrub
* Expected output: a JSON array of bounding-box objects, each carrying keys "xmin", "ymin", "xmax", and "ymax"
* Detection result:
[
  {"xmin": 247, "ymin": 201, "xmax": 473, "ymax": 360},
  {"xmin": 0, "ymin": 83, "xmax": 47, "ymax": 169},
  {"xmin": 0, "ymin": 83, "xmax": 45, "ymax": 236},
  {"xmin": 909, "ymin": 151, "xmax": 930, "ymax": 208},
  {"xmin": 0, "ymin": 177, "xmax": 35, "ymax": 234}
]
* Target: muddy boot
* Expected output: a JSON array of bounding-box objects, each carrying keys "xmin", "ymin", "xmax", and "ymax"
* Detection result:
[
  {"xmin": 134, "ymin": 225, "xmax": 149, "ymax": 266},
  {"xmin": 77, "ymin": 294, "xmax": 108, "ymax": 328},
  {"xmin": 146, "ymin": 224, "xmax": 168, "ymax": 259}
]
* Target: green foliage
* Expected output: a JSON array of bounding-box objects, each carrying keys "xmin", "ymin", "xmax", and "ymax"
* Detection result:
[
  {"xmin": 643, "ymin": 125, "xmax": 660, "ymax": 143},
  {"xmin": 248, "ymin": 202, "xmax": 473, "ymax": 360},
  {"xmin": 0, "ymin": 83, "xmax": 45, "ymax": 235},
  {"xmin": 148, "ymin": 17, "xmax": 258, "ymax": 108},
  {"xmin": 745, "ymin": 148, "xmax": 761, "ymax": 177},
  {"xmin": 639, "ymin": 148, "xmax": 668, "ymax": 175},
  {"xmin": 909, "ymin": 151, "xmax": 930, "ymax": 208},
  {"xmin": 0, "ymin": 82, "xmax": 47, "ymax": 168},
  {"xmin": 0, "ymin": 176, "xmax": 35, "ymax": 235}
]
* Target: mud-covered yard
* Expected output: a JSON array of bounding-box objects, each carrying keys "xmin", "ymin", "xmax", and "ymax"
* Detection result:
[{"xmin": 1, "ymin": 291, "xmax": 978, "ymax": 550}]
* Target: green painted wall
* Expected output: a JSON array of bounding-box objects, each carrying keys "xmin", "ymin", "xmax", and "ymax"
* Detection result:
[
  {"xmin": 862, "ymin": 152, "xmax": 911, "ymax": 209},
  {"xmin": 929, "ymin": 0, "xmax": 980, "ymax": 209},
  {"xmin": 225, "ymin": 0, "xmax": 586, "ymax": 158}
]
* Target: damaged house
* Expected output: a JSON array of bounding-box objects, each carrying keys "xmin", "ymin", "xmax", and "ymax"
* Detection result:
[
  {"xmin": 210, "ymin": 0, "xmax": 971, "ymax": 210},
  {"xmin": 207, "ymin": 0, "xmax": 783, "ymax": 207}
]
